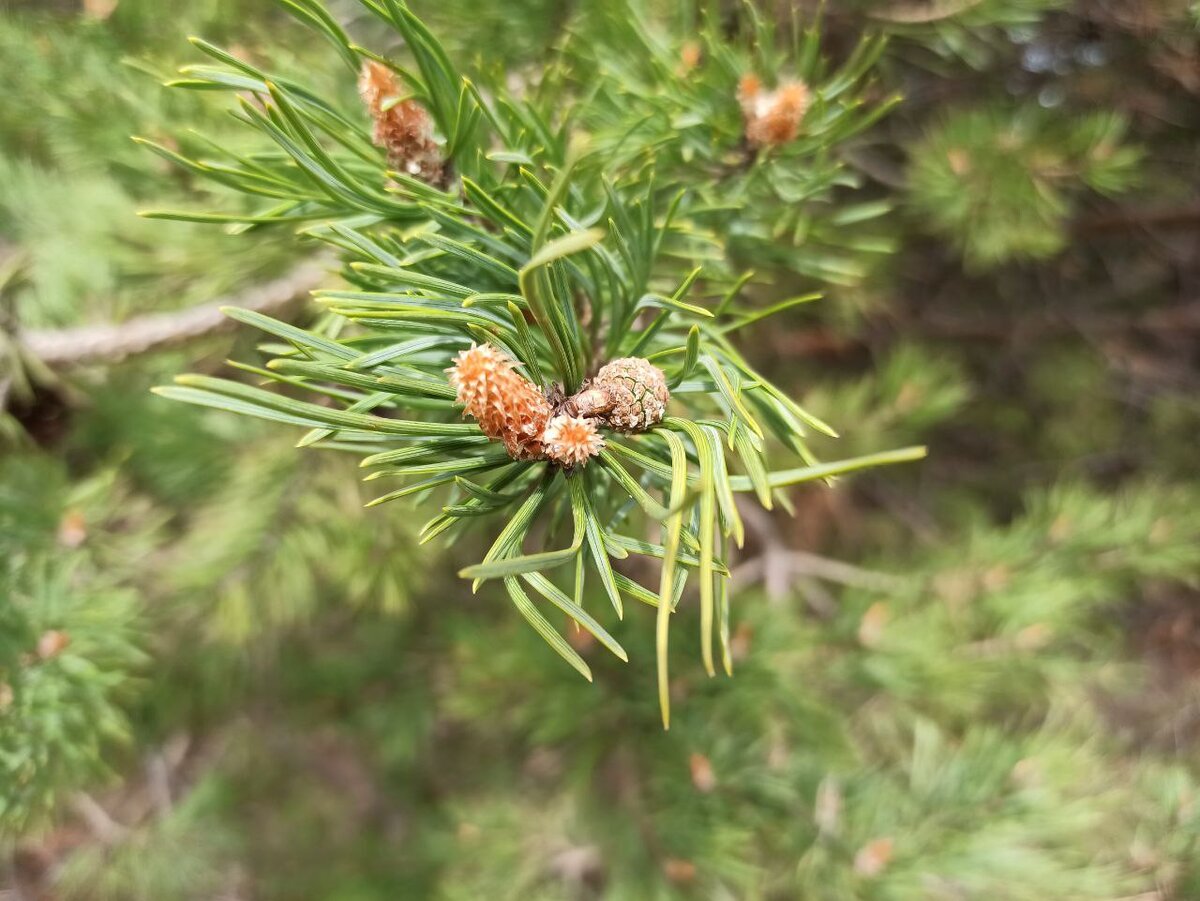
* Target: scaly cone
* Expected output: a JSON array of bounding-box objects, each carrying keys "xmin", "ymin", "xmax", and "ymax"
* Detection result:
[
  {"xmin": 592, "ymin": 357, "xmax": 670, "ymax": 433},
  {"xmin": 447, "ymin": 343, "xmax": 552, "ymax": 460}
]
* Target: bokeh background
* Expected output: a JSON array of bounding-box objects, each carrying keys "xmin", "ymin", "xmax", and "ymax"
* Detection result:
[{"xmin": 2, "ymin": 0, "xmax": 1199, "ymax": 898}]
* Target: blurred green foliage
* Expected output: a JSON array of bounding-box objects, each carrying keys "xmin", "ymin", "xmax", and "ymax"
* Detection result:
[
  {"xmin": 2, "ymin": 0, "xmax": 1199, "ymax": 898},
  {"xmin": 908, "ymin": 107, "xmax": 1140, "ymax": 269}
]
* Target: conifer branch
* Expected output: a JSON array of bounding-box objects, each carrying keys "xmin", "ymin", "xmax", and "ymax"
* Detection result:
[{"xmin": 136, "ymin": 0, "xmax": 923, "ymax": 724}]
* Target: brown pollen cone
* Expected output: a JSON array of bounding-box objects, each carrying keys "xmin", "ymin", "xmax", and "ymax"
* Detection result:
[
  {"xmin": 358, "ymin": 60, "xmax": 444, "ymax": 185},
  {"xmin": 739, "ymin": 76, "xmax": 809, "ymax": 147},
  {"xmin": 447, "ymin": 343, "xmax": 552, "ymax": 460},
  {"xmin": 543, "ymin": 415, "xmax": 605, "ymax": 468}
]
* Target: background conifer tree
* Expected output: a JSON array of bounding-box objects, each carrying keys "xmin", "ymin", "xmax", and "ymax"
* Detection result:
[{"xmin": 1, "ymin": 0, "xmax": 1198, "ymax": 898}]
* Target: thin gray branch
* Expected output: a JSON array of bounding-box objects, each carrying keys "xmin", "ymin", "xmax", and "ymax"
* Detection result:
[
  {"xmin": 867, "ymin": 0, "xmax": 987, "ymax": 24},
  {"xmin": 70, "ymin": 792, "xmax": 130, "ymax": 845},
  {"xmin": 20, "ymin": 259, "xmax": 330, "ymax": 367},
  {"xmin": 733, "ymin": 497, "xmax": 904, "ymax": 610},
  {"xmin": 730, "ymin": 552, "xmax": 902, "ymax": 593}
]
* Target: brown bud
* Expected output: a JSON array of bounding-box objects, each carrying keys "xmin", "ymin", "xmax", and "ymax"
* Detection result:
[
  {"xmin": 679, "ymin": 41, "xmax": 702, "ymax": 74},
  {"xmin": 37, "ymin": 630, "xmax": 70, "ymax": 660},
  {"xmin": 688, "ymin": 752, "xmax": 717, "ymax": 793},
  {"xmin": 853, "ymin": 837, "xmax": 894, "ymax": 877},
  {"xmin": 739, "ymin": 76, "xmax": 810, "ymax": 147},
  {"xmin": 663, "ymin": 858, "xmax": 696, "ymax": 885},
  {"xmin": 857, "ymin": 602, "xmax": 889, "ymax": 648},
  {"xmin": 57, "ymin": 510, "xmax": 87, "ymax": 548}
]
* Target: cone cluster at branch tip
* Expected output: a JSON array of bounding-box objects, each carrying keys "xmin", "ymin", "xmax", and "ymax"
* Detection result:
[
  {"xmin": 448, "ymin": 344, "xmax": 669, "ymax": 467},
  {"xmin": 358, "ymin": 60, "xmax": 444, "ymax": 185},
  {"xmin": 737, "ymin": 74, "xmax": 810, "ymax": 147}
]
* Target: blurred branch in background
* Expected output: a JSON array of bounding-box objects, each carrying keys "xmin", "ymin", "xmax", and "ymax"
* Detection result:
[{"xmin": 19, "ymin": 261, "xmax": 329, "ymax": 367}]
